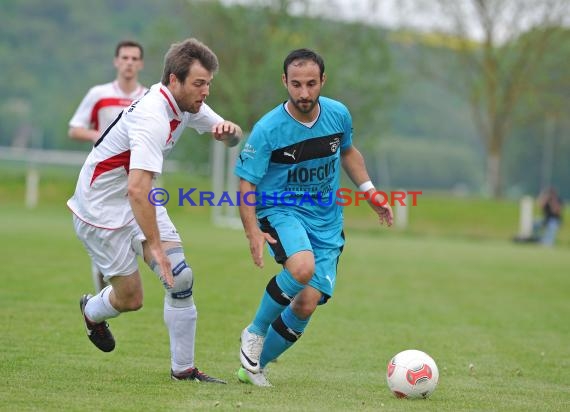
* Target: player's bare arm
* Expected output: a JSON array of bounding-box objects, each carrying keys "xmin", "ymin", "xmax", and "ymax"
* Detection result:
[
  {"xmin": 238, "ymin": 178, "xmax": 276, "ymax": 268},
  {"xmin": 68, "ymin": 126, "xmax": 100, "ymax": 143},
  {"xmin": 341, "ymin": 146, "xmax": 393, "ymax": 227},
  {"xmin": 128, "ymin": 169, "xmax": 174, "ymax": 287},
  {"xmin": 212, "ymin": 120, "xmax": 243, "ymax": 147}
]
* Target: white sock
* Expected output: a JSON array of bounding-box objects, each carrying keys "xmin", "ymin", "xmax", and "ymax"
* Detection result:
[
  {"xmin": 85, "ymin": 285, "xmax": 120, "ymax": 323},
  {"xmin": 164, "ymin": 301, "xmax": 197, "ymax": 373}
]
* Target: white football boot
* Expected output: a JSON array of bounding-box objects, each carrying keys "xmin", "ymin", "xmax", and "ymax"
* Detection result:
[
  {"xmin": 237, "ymin": 366, "xmax": 272, "ymax": 387},
  {"xmin": 240, "ymin": 327, "xmax": 264, "ymax": 373}
]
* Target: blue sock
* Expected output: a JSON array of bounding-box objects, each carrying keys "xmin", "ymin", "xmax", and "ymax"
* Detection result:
[
  {"xmin": 249, "ymin": 269, "xmax": 305, "ymax": 336},
  {"xmin": 260, "ymin": 305, "xmax": 310, "ymax": 368}
]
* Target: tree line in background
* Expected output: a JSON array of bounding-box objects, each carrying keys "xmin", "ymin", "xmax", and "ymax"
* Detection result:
[{"xmin": 1, "ymin": 0, "xmax": 568, "ymax": 199}]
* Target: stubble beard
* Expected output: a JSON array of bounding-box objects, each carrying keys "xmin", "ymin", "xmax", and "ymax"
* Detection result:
[{"xmin": 292, "ymin": 98, "xmax": 317, "ymax": 114}]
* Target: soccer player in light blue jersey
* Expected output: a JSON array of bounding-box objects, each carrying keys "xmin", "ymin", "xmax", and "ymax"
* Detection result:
[{"xmin": 234, "ymin": 48, "xmax": 393, "ymax": 386}]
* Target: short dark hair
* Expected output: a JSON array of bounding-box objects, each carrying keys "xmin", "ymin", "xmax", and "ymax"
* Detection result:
[
  {"xmin": 115, "ymin": 40, "xmax": 144, "ymax": 59},
  {"xmin": 283, "ymin": 48, "xmax": 325, "ymax": 79},
  {"xmin": 161, "ymin": 38, "xmax": 219, "ymax": 86}
]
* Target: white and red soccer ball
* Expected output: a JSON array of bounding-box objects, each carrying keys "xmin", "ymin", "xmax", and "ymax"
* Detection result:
[{"xmin": 386, "ymin": 349, "xmax": 439, "ymax": 399}]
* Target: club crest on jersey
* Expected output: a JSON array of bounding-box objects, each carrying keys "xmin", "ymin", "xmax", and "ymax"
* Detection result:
[
  {"xmin": 329, "ymin": 137, "xmax": 340, "ymax": 153},
  {"xmin": 243, "ymin": 143, "xmax": 256, "ymax": 155},
  {"xmin": 240, "ymin": 143, "xmax": 256, "ymax": 162}
]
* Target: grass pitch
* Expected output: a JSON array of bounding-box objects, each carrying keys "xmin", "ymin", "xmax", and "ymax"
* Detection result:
[{"xmin": 0, "ymin": 172, "xmax": 569, "ymax": 411}]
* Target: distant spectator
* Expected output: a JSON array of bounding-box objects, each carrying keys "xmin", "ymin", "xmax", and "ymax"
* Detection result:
[{"xmin": 533, "ymin": 187, "xmax": 563, "ymax": 246}]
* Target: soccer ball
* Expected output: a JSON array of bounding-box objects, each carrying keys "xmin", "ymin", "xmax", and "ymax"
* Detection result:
[{"xmin": 386, "ymin": 349, "xmax": 439, "ymax": 399}]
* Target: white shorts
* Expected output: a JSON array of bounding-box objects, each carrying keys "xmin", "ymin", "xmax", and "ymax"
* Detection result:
[{"xmin": 72, "ymin": 206, "xmax": 181, "ymax": 281}]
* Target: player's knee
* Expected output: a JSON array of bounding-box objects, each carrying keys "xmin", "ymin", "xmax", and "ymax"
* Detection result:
[
  {"xmin": 285, "ymin": 252, "xmax": 315, "ymax": 284},
  {"xmin": 125, "ymin": 296, "xmax": 143, "ymax": 312},
  {"xmin": 162, "ymin": 248, "xmax": 194, "ymax": 308},
  {"xmin": 167, "ymin": 267, "xmax": 194, "ymax": 308},
  {"xmin": 291, "ymin": 298, "xmax": 317, "ymax": 318},
  {"xmin": 289, "ymin": 262, "xmax": 315, "ymax": 284}
]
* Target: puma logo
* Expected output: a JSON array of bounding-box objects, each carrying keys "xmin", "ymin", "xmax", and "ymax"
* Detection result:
[
  {"xmin": 281, "ymin": 292, "xmax": 293, "ymax": 302},
  {"xmin": 286, "ymin": 327, "xmax": 302, "ymax": 340},
  {"xmin": 284, "ymin": 150, "xmax": 296, "ymax": 161}
]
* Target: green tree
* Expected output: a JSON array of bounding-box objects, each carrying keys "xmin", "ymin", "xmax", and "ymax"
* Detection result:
[
  {"xmin": 505, "ymin": 27, "xmax": 570, "ymax": 198},
  {"xmin": 148, "ymin": 0, "xmax": 394, "ymax": 168},
  {"xmin": 399, "ymin": 0, "xmax": 569, "ymax": 197}
]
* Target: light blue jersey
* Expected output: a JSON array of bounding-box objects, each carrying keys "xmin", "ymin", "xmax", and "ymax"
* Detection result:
[{"xmin": 235, "ymin": 96, "xmax": 353, "ymax": 230}]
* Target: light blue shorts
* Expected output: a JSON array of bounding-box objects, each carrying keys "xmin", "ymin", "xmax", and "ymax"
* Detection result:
[{"xmin": 258, "ymin": 212, "xmax": 344, "ymax": 300}]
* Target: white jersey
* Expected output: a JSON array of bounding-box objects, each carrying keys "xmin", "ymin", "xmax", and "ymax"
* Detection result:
[
  {"xmin": 69, "ymin": 80, "xmax": 148, "ymax": 132},
  {"xmin": 67, "ymin": 83, "xmax": 224, "ymax": 229}
]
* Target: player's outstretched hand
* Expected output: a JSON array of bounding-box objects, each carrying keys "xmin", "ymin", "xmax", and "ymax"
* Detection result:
[
  {"xmin": 248, "ymin": 228, "xmax": 277, "ymax": 269},
  {"xmin": 212, "ymin": 121, "xmax": 241, "ymax": 147},
  {"xmin": 368, "ymin": 191, "xmax": 393, "ymax": 227},
  {"xmin": 151, "ymin": 246, "xmax": 174, "ymax": 288}
]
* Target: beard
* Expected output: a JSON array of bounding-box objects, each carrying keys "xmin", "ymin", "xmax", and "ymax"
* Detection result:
[
  {"xmin": 178, "ymin": 100, "xmax": 202, "ymax": 114},
  {"xmin": 291, "ymin": 98, "xmax": 318, "ymax": 114}
]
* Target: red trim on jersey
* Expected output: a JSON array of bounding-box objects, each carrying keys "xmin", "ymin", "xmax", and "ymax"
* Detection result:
[
  {"xmin": 90, "ymin": 150, "xmax": 131, "ymax": 186},
  {"xmin": 167, "ymin": 119, "xmax": 181, "ymax": 144},
  {"xmin": 160, "ymin": 87, "xmax": 181, "ymax": 144},
  {"xmin": 90, "ymin": 97, "xmax": 134, "ymax": 130},
  {"xmin": 160, "ymin": 87, "xmax": 179, "ymax": 116}
]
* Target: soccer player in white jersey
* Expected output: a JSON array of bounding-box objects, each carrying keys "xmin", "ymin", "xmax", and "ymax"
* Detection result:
[
  {"xmin": 68, "ymin": 38, "xmax": 242, "ymax": 383},
  {"xmin": 69, "ymin": 40, "xmax": 147, "ymax": 293}
]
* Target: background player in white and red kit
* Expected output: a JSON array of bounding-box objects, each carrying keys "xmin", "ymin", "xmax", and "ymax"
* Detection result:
[
  {"xmin": 69, "ymin": 40, "xmax": 147, "ymax": 143},
  {"xmin": 69, "ymin": 40, "xmax": 147, "ymax": 292},
  {"xmin": 68, "ymin": 38, "xmax": 242, "ymax": 383}
]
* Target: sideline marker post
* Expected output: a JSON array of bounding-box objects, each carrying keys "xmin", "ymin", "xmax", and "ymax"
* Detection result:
[
  {"xmin": 394, "ymin": 189, "xmax": 408, "ymax": 229},
  {"xmin": 518, "ymin": 196, "xmax": 534, "ymax": 238}
]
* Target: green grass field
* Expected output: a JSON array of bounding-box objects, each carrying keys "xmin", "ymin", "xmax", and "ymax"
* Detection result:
[{"xmin": 1, "ymin": 168, "xmax": 569, "ymax": 411}]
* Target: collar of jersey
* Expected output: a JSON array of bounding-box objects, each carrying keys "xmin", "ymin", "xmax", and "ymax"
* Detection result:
[
  {"xmin": 159, "ymin": 86, "xmax": 181, "ymax": 118},
  {"xmin": 113, "ymin": 80, "xmax": 145, "ymax": 98},
  {"xmin": 282, "ymin": 100, "xmax": 321, "ymax": 128}
]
